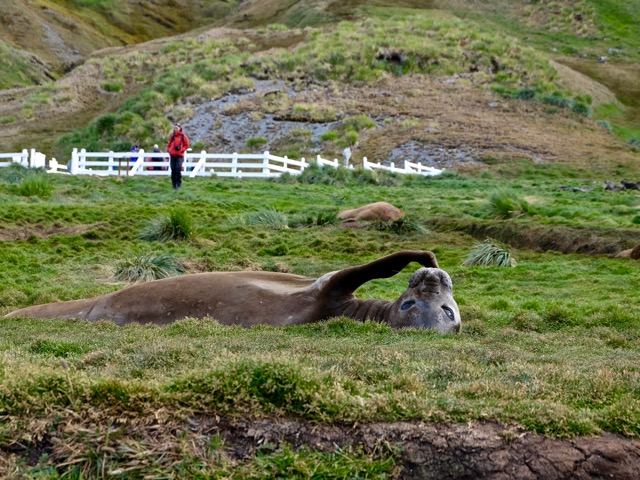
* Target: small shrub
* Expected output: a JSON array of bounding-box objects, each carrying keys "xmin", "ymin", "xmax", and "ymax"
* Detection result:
[
  {"xmin": 515, "ymin": 88, "xmax": 536, "ymax": 100},
  {"xmin": 139, "ymin": 209, "xmax": 195, "ymax": 242},
  {"xmin": 343, "ymin": 115, "xmax": 376, "ymax": 132},
  {"xmin": 17, "ymin": 174, "xmax": 53, "ymax": 198},
  {"xmin": 102, "ymin": 82, "xmax": 122, "ymax": 93},
  {"xmin": 462, "ymin": 239, "xmax": 517, "ymax": 267},
  {"xmin": 114, "ymin": 253, "xmax": 186, "ymax": 283},
  {"xmin": 571, "ymin": 101, "xmax": 592, "ymax": 117},
  {"xmin": 491, "ymin": 85, "xmax": 517, "ymax": 98},
  {"xmin": 541, "ymin": 93, "xmax": 571, "ymax": 108},
  {"xmin": 94, "ymin": 113, "xmax": 117, "ymax": 134},
  {"xmin": 246, "ymin": 136, "xmax": 268, "ymax": 148},
  {"xmin": 488, "ymin": 190, "xmax": 532, "ymax": 219},
  {"xmin": 596, "ymin": 120, "xmax": 613, "ymax": 131},
  {"xmin": 319, "ymin": 131, "xmax": 338, "ymax": 142}
]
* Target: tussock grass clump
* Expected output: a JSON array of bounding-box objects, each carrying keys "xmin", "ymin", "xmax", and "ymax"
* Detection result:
[
  {"xmin": 230, "ymin": 208, "xmax": 289, "ymax": 230},
  {"xmin": 114, "ymin": 253, "xmax": 186, "ymax": 283},
  {"xmin": 17, "ymin": 173, "xmax": 53, "ymax": 198},
  {"xmin": 462, "ymin": 239, "xmax": 517, "ymax": 267},
  {"xmin": 488, "ymin": 190, "xmax": 533, "ymax": 219},
  {"xmin": 368, "ymin": 216, "xmax": 427, "ymax": 235},
  {"xmin": 140, "ymin": 209, "xmax": 195, "ymax": 242},
  {"xmin": 0, "ymin": 162, "xmax": 31, "ymax": 183},
  {"xmin": 289, "ymin": 209, "xmax": 339, "ymax": 227}
]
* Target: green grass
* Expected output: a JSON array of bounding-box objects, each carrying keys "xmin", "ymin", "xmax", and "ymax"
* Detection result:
[{"xmin": 0, "ymin": 167, "xmax": 639, "ymax": 476}]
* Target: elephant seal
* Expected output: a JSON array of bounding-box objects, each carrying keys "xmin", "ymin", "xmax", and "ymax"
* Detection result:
[
  {"xmin": 338, "ymin": 202, "xmax": 405, "ymax": 222},
  {"xmin": 5, "ymin": 251, "xmax": 461, "ymax": 333},
  {"xmin": 615, "ymin": 244, "xmax": 640, "ymax": 260}
]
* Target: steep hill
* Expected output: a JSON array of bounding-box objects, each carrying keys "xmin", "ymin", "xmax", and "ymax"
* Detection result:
[
  {"xmin": 0, "ymin": 0, "xmax": 638, "ymax": 176},
  {"xmin": 0, "ymin": 0, "xmax": 238, "ymax": 87}
]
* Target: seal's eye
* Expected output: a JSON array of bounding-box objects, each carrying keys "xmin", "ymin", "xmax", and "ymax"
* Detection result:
[
  {"xmin": 442, "ymin": 306, "xmax": 455, "ymax": 321},
  {"xmin": 400, "ymin": 301, "xmax": 415, "ymax": 311}
]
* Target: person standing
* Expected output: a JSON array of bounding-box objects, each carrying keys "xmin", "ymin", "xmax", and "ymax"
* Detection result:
[{"xmin": 167, "ymin": 123, "xmax": 190, "ymax": 190}]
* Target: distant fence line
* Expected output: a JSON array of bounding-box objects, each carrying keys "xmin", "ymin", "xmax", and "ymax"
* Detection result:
[{"xmin": 0, "ymin": 148, "xmax": 445, "ymax": 178}]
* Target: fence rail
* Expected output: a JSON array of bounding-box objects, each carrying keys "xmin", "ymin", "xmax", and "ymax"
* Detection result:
[{"xmin": 1, "ymin": 148, "xmax": 445, "ymax": 178}]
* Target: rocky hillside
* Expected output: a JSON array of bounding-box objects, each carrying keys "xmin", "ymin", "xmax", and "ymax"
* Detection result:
[{"xmin": 0, "ymin": 0, "xmax": 638, "ymax": 176}]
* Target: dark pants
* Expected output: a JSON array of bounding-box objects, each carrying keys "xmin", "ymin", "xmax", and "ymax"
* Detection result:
[{"xmin": 170, "ymin": 156, "xmax": 183, "ymax": 189}]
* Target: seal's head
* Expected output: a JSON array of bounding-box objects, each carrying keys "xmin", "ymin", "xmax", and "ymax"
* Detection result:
[{"xmin": 390, "ymin": 268, "xmax": 460, "ymax": 333}]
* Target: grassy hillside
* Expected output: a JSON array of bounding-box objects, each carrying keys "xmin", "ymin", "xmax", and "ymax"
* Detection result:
[
  {"xmin": 0, "ymin": 6, "xmax": 636, "ymax": 178},
  {"xmin": 0, "ymin": 0, "xmax": 239, "ymax": 88},
  {"xmin": 0, "ymin": 162, "xmax": 639, "ymax": 476}
]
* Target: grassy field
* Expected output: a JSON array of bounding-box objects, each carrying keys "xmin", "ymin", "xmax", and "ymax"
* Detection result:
[{"xmin": 0, "ymin": 162, "xmax": 639, "ymax": 476}]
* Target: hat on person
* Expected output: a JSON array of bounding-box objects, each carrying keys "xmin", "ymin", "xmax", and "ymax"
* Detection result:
[
  {"xmin": 174, "ymin": 122, "xmax": 181, "ymax": 128},
  {"xmin": 154, "ymin": 144, "xmax": 159, "ymax": 148}
]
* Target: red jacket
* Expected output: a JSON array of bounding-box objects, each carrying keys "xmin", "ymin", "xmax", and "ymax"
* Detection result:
[{"xmin": 168, "ymin": 128, "xmax": 190, "ymax": 157}]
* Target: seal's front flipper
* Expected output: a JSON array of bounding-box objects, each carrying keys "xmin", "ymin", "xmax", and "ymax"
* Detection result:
[{"xmin": 324, "ymin": 250, "xmax": 439, "ymax": 297}]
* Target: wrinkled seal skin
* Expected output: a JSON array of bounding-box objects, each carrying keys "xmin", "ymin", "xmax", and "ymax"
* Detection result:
[{"xmin": 5, "ymin": 251, "xmax": 461, "ymax": 333}]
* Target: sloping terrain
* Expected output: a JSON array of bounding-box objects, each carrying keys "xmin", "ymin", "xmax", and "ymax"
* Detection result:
[
  {"xmin": 0, "ymin": 0, "xmax": 237, "ymax": 87},
  {"xmin": 0, "ymin": 4, "xmax": 639, "ymax": 477},
  {"xmin": 0, "ymin": 18, "xmax": 636, "ymax": 176}
]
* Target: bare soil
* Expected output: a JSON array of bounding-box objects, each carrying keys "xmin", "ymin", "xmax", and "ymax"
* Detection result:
[
  {"xmin": 2, "ymin": 417, "xmax": 639, "ymax": 479},
  {"xmin": 216, "ymin": 418, "xmax": 640, "ymax": 479}
]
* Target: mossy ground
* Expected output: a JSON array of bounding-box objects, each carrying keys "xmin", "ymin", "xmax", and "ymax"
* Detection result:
[{"xmin": 0, "ymin": 164, "xmax": 639, "ymax": 476}]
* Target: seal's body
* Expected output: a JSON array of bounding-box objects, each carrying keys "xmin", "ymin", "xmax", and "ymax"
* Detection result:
[{"xmin": 5, "ymin": 251, "xmax": 461, "ymax": 333}]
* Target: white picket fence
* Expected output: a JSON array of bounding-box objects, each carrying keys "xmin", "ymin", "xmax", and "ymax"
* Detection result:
[
  {"xmin": 0, "ymin": 149, "xmax": 47, "ymax": 169},
  {"xmin": 1, "ymin": 148, "xmax": 444, "ymax": 178}
]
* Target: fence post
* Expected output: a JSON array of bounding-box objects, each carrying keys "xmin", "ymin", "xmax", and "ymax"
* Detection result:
[
  {"xmin": 70, "ymin": 148, "xmax": 79, "ymax": 175},
  {"xmin": 363, "ymin": 157, "xmax": 370, "ymax": 170},
  {"xmin": 21, "ymin": 149, "xmax": 29, "ymax": 167},
  {"xmin": 263, "ymin": 152, "xmax": 270, "ymax": 177},
  {"xmin": 80, "ymin": 148, "xmax": 88, "ymax": 174},
  {"xmin": 232, "ymin": 152, "xmax": 238, "ymax": 175},
  {"xmin": 108, "ymin": 151, "xmax": 115, "ymax": 175}
]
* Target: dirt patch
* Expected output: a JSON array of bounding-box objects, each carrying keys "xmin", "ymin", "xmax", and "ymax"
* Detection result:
[
  {"xmin": 0, "ymin": 224, "xmax": 102, "ymax": 242},
  {"xmin": 432, "ymin": 219, "xmax": 640, "ymax": 256},
  {"xmin": 2, "ymin": 417, "xmax": 639, "ymax": 478},
  {"xmin": 216, "ymin": 418, "xmax": 640, "ymax": 479}
]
